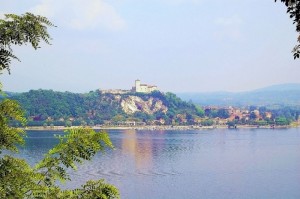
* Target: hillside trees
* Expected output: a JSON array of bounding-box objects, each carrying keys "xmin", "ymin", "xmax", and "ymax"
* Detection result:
[
  {"xmin": 275, "ymin": 0, "xmax": 300, "ymax": 58},
  {"xmin": 0, "ymin": 13, "xmax": 119, "ymax": 198},
  {"xmin": 7, "ymin": 89, "xmax": 205, "ymax": 126}
]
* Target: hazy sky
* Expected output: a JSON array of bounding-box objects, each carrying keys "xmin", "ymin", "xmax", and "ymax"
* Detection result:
[{"xmin": 1, "ymin": 0, "xmax": 299, "ymax": 93}]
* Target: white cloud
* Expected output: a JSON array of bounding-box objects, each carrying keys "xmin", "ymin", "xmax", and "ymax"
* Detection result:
[{"xmin": 31, "ymin": 0, "xmax": 126, "ymax": 31}]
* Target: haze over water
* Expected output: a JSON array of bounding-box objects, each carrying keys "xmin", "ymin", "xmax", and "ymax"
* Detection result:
[{"xmin": 19, "ymin": 129, "xmax": 300, "ymax": 199}]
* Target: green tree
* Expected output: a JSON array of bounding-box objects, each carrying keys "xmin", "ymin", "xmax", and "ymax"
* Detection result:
[
  {"xmin": 255, "ymin": 120, "xmax": 268, "ymax": 126},
  {"xmin": 275, "ymin": 0, "xmax": 300, "ymax": 59},
  {"xmin": 0, "ymin": 127, "xmax": 120, "ymax": 198},
  {"xmin": 201, "ymin": 119, "xmax": 214, "ymax": 126},
  {"xmin": 195, "ymin": 105, "xmax": 205, "ymax": 117},
  {"xmin": 0, "ymin": 13, "xmax": 120, "ymax": 199},
  {"xmin": 227, "ymin": 120, "xmax": 238, "ymax": 128},
  {"xmin": 0, "ymin": 13, "xmax": 55, "ymax": 73},
  {"xmin": 249, "ymin": 111, "xmax": 257, "ymax": 120},
  {"xmin": 217, "ymin": 109, "xmax": 230, "ymax": 119},
  {"xmin": 275, "ymin": 117, "xmax": 291, "ymax": 125}
]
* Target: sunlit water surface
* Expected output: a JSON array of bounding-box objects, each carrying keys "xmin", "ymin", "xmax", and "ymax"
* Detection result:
[{"xmin": 15, "ymin": 128, "xmax": 300, "ymax": 199}]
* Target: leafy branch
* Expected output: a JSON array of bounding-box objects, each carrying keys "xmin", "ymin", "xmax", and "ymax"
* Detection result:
[
  {"xmin": 35, "ymin": 128, "xmax": 114, "ymax": 186},
  {"xmin": 275, "ymin": 0, "xmax": 300, "ymax": 59},
  {"xmin": 0, "ymin": 12, "xmax": 55, "ymax": 73},
  {"xmin": 0, "ymin": 128, "xmax": 120, "ymax": 199}
]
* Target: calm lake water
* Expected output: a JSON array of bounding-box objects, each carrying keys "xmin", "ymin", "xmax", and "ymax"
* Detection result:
[{"xmin": 16, "ymin": 128, "xmax": 300, "ymax": 199}]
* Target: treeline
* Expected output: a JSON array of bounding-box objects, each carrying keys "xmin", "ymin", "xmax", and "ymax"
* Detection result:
[
  {"xmin": 4, "ymin": 89, "xmax": 299, "ymax": 127},
  {"xmin": 7, "ymin": 90, "xmax": 204, "ymax": 126},
  {"xmin": 9, "ymin": 89, "xmax": 126, "ymax": 126}
]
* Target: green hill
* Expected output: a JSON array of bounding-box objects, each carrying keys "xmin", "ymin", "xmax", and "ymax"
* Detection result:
[{"xmin": 7, "ymin": 90, "xmax": 204, "ymax": 126}]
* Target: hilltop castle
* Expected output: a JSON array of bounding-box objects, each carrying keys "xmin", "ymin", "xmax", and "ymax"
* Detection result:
[
  {"xmin": 101, "ymin": 80, "xmax": 158, "ymax": 94},
  {"xmin": 132, "ymin": 79, "xmax": 158, "ymax": 93}
]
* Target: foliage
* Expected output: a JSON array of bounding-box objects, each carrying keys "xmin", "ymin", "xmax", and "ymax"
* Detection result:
[
  {"xmin": 205, "ymin": 108, "xmax": 229, "ymax": 119},
  {"xmin": 0, "ymin": 98, "xmax": 26, "ymax": 153},
  {"xmin": 275, "ymin": 0, "xmax": 300, "ymax": 59},
  {"xmin": 6, "ymin": 89, "xmax": 300, "ymax": 127},
  {"xmin": 161, "ymin": 92, "xmax": 204, "ymax": 124},
  {"xmin": 201, "ymin": 119, "xmax": 214, "ymax": 126},
  {"xmin": 0, "ymin": 90, "xmax": 120, "ymax": 199},
  {"xmin": 5, "ymin": 90, "xmax": 205, "ymax": 126},
  {"xmin": 0, "ymin": 12, "xmax": 120, "ymax": 198},
  {"xmin": 0, "ymin": 128, "xmax": 120, "ymax": 199},
  {"xmin": 227, "ymin": 120, "xmax": 238, "ymax": 128},
  {"xmin": 255, "ymin": 120, "xmax": 269, "ymax": 126},
  {"xmin": 0, "ymin": 13, "xmax": 55, "ymax": 73},
  {"xmin": 275, "ymin": 117, "xmax": 291, "ymax": 125},
  {"xmin": 9, "ymin": 89, "xmax": 125, "ymax": 125},
  {"xmin": 249, "ymin": 111, "xmax": 257, "ymax": 120}
]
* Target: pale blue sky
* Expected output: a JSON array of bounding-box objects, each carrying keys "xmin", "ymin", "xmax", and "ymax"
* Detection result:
[{"xmin": 1, "ymin": 0, "xmax": 299, "ymax": 93}]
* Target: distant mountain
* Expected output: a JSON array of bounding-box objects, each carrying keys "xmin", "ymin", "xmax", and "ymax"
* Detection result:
[
  {"xmin": 253, "ymin": 83, "xmax": 300, "ymax": 92},
  {"xmin": 176, "ymin": 83, "xmax": 300, "ymax": 107}
]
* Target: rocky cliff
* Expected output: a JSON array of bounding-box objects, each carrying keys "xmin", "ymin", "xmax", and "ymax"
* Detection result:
[{"xmin": 120, "ymin": 95, "xmax": 168, "ymax": 114}]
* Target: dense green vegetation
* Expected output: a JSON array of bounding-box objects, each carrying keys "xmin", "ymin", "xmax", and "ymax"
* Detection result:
[
  {"xmin": 7, "ymin": 90, "xmax": 205, "ymax": 126},
  {"xmin": 127, "ymin": 91, "xmax": 204, "ymax": 124},
  {"xmin": 10, "ymin": 89, "xmax": 123, "ymax": 126},
  {"xmin": 227, "ymin": 116, "xmax": 293, "ymax": 128},
  {"xmin": 6, "ymin": 89, "xmax": 299, "ymax": 127}
]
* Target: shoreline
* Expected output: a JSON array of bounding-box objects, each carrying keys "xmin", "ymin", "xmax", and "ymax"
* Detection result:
[{"xmin": 22, "ymin": 124, "xmax": 298, "ymax": 131}]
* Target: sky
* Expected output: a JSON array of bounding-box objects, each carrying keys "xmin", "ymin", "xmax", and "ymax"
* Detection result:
[{"xmin": 1, "ymin": 0, "xmax": 299, "ymax": 93}]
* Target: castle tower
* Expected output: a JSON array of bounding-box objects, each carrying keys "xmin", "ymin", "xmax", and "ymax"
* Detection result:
[{"xmin": 135, "ymin": 79, "xmax": 141, "ymax": 92}]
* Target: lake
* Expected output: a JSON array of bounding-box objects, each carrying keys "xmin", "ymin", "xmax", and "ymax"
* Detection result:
[{"xmin": 16, "ymin": 128, "xmax": 300, "ymax": 199}]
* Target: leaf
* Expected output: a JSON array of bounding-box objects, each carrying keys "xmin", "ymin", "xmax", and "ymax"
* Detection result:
[{"xmin": 0, "ymin": 12, "xmax": 55, "ymax": 73}]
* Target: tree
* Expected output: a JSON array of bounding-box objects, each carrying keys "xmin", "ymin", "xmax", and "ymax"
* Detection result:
[
  {"xmin": 195, "ymin": 105, "xmax": 205, "ymax": 117},
  {"xmin": 275, "ymin": 116, "xmax": 291, "ymax": 125},
  {"xmin": 249, "ymin": 111, "xmax": 257, "ymax": 120},
  {"xmin": 217, "ymin": 109, "xmax": 230, "ymax": 119},
  {"xmin": 0, "ymin": 13, "xmax": 55, "ymax": 73},
  {"xmin": 0, "ymin": 13, "xmax": 120, "ymax": 198},
  {"xmin": 0, "ymin": 127, "xmax": 120, "ymax": 198},
  {"xmin": 227, "ymin": 120, "xmax": 238, "ymax": 128},
  {"xmin": 275, "ymin": 0, "xmax": 300, "ymax": 59},
  {"xmin": 201, "ymin": 119, "xmax": 214, "ymax": 126}
]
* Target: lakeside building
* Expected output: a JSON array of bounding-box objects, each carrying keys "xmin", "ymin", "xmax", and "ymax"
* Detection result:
[{"xmin": 132, "ymin": 79, "xmax": 158, "ymax": 93}]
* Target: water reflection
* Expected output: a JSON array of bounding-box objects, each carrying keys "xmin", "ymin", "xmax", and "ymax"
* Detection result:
[{"xmin": 121, "ymin": 130, "xmax": 153, "ymax": 170}]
